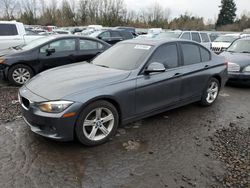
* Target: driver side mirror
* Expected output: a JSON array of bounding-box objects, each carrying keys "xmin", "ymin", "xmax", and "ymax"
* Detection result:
[
  {"xmin": 46, "ymin": 48, "xmax": 55, "ymax": 56},
  {"xmin": 144, "ymin": 62, "xmax": 166, "ymax": 74}
]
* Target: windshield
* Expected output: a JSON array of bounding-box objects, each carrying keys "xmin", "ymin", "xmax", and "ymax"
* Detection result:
[
  {"xmin": 92, "ymin": 43, "xmax": 152, "ymax": 70},
  {"xmin": 89, "ymin": 31, "xmax": 103, "ymax": 37},
  {"xmin": 214, "ymin": 35, "xmax": 239, "ymax": 43},
  {"xmin": 227, "ymin": 40, "xmax": 250, "ymax": 53},
  {"xmin": 155, "ymin": 32, "xmax": 181, "ymax": 39},
  {"xmin": 21, "ymin": 36, "xmax": 55, "ymax": 51}
]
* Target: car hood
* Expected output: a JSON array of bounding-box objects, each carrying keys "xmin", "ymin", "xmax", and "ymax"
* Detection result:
[
  {"xmin": 211, "ymin": 42, "xmax": 231, "ymax": 48},
  {"xmin": 0, "ymin": 47, "xmax": 29, "ymax": 58},
  {"xmin": 220, "ymin": 51, "xmax": 250, "ymax": 67},
  {"xmin": 25, "ymin": 63, "xmax": 131, "ymax": 100},
  {"xmin": 0, "ymin": 48, "xmax": 20, "ymax": 57}
]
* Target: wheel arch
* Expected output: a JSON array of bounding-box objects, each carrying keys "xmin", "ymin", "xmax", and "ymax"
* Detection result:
[
  {"xmin": 211, "ymin": 74, "xmax": 222, "ymax": 88},
  {"xmin": 77, "ymin": 96, "xmax": 122, "ymax": 125},
  {"xmin": 7, "ymin": 62, "xmax": 36, "ymax": 75}
]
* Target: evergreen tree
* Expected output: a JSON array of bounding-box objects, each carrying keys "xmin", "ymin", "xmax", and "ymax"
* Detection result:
[{"xmin": 216, "ymin": 0, "xmax": 237, "ymax": 28}]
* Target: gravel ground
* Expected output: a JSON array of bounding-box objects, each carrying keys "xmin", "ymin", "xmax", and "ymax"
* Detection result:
[
  {"xmin": 210, "ymin": 126, "xmax": 249, "ymax": 188},
  {"xmin": 0, "ymin": 87, "xmax": 21, "ymax": 123},
  {"xmin": 0, "ymin": 81, "xmax": 249, "ymax": 188}
]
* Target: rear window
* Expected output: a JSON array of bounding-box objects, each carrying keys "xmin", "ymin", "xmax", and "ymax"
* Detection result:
[
  {"xmin": 200, "ymin": 47, "xmax": 211, "ymax": 62},
  {"xmin": 0, "ymin": 24, "xmax": 18, "ymax": 36},
  {"xmin": 180, "ymin": 32, "xmax": 191, "ymax": 40},
  {"xmin": 200, "ymin": 33, "xmax": 210, "ymax": 42},
  {"xmin": 111, "ymin": 31, "xmax": 122, "ymax": 38},
  {"xmin": 181, "ymin": 43, "xmax": 201, "ymax": 65},
  {"xmin": 120, "ymin": 31, "xmax": 133, "ymax": 39},
  {"xmin": 79, "ymin": 39, "xmax": 103, "ymax": 50},
  {"xmin": 191, "ymin": 32, "xmax": 201, "ymax": 43}
]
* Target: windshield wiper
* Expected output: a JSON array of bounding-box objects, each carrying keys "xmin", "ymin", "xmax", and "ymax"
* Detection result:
[
  {"xmin": 95, "ymin": 64, "xmax": 109, "ymax": 68},
  {"xmin": 241, "ymin": 51, "xmax": 250, "ymax": 53}
]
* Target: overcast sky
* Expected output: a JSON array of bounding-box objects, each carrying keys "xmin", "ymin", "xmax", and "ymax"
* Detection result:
[{"xmin": 124, "ymin": 0, "xmax": 249, "ymax": 21}]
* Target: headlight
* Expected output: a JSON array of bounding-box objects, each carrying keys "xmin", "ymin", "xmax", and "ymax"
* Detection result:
[
  {"xmin": 243, "ymin": 65, "xmax": 250, "ymax": 72},
  {"xmin": 227, "ymin": 62, "xmax": 240, "ymax": 72},
  {"xmin": 38, "ymin": 101, "xmax": 73, "ymax": 113},
  {"xmin": 0, "ymin": 58, "xmax": 5, "ymax": 64}
]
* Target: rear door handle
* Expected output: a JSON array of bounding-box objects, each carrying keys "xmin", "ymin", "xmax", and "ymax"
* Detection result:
[
  {"xmin": 204, "ymin": 65, "xmax": 210, "ymax": 68},
  {"xmin": 173, "ymin": 73, "xmax": 182, "ymax": 77}
]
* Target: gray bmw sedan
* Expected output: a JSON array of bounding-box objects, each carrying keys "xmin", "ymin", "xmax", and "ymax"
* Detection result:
[{"xmin": 19, "ymin": 39, "xmax": 228, "ymax": 146}]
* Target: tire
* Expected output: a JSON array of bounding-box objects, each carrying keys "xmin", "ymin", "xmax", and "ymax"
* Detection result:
[
  {"xmin": 75, "ymin": 100, "xmax": 119, "ymax": 146},
  {"xmin": 200, "ymin": 77, "xmax": 220, "ymax": 106},
  {"xmin": 7, "ymin": 64, "xmax": 34, "ymax": 86}
]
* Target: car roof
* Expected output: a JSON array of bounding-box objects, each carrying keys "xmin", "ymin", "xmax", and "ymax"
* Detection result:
[
  {"xmin": 236, "ymin": 37, "xmax": 250, "ymax": 41},
  {"xmin": 121, "ymin": 38, "xmax": 190, "ymax": 46},
  {"xmin": 43, "ymin": 35, "xmax": 100, "ymax": 40},
  {"xmin": 224, "ymin": 33, "xmax": 240, "ymax": 36},
  {"xmin": 37, "ymin": 35, "xmax": 110, "ymax": 45}
]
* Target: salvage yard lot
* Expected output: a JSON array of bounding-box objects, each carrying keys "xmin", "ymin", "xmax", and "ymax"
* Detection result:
[{"xmin": 0, "ymin": 80, "xmax": 249, "ymax": 188}]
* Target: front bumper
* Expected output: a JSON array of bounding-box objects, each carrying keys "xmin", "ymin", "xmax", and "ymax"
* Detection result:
[
  {"xmin": 22, "ymin": 108, "xmax": 79, "ymax": 141},
  {"xmin": 19, "ymin": 87, "xmax": 83, "ymax": 141},
  {"xmin": 228, "ymin": 72, "xmax": 250, "ymax": 84},
  {"xmin": 0, "ymin": 65, "xmax": 7, "ymax": 79}
]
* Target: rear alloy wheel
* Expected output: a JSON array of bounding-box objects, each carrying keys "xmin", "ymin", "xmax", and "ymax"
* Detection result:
[
  {"xmin": 200, "ymin": 78, "xmax": 220, "ymax": 106},
  {"xmin": 8, "ymin": 64, "xmax": 34, "ymax": 86},
  {"xmin": 75, "ymin": 100, "xmax": 119, "ymax": 146}
]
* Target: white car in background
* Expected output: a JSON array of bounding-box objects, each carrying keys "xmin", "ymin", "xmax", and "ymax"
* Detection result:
[
  {"xmin": 211, "ymin": 33, "xmax": 250, "ymax": 54},
  {"xmin": 211, "ymin": 33, "xmax": 241, "ymax": 54},
  {"xmin": 0, "ymin": 21, "xmax": 43, "ymax": 50},
  {"xmin": 148, "ymin": 28, "xmax": 163, "ymax": 35}
]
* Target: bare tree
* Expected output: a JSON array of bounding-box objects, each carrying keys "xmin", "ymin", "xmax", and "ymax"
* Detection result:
[{"xmin": 1, "ymin": 0, "xmax": 19, "ymax": 20}]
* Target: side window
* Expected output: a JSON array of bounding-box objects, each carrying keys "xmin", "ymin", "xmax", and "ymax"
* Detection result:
[
  {"xmin": 200, "ymin": 33, "xmax": 210, "ymax": 42},
  {"xmin": 120, "ymin": 31, "xmax": 133, "ymax": 39},
  {"xmin": 191, "ymin": 32, "xmax": 201, "ymax": 43},
  {"xmin": 148, "ymin": 44, "xmax": 178, "ymax": 69},
  {"xmin": 200, "ymin": 47, "xmax": 210, "ymax": 62},
  {"xmin": 180, "ymin": 32, "xmax": 191, "ymax": 40},
  {"xmin": 99, "ymin": 31, "xmax": 110, "ymax": 38},
  {"xmin": 79, "ymin": 39, "xmax": 103, "ymax": 50},
  {"xmin": 181, "ymin": 43, "xmax": 201, "ymax": 65},
  {"xmin": 111, "ymin": 31, "xmax": 122, "ymax": 38},
  {"xmin": 40, "ymin": 39, "xmax": 76, "ymax": 53},
  {"xmin": 0, "ymin": 24, "xmax": 18, "ymax": 36}
]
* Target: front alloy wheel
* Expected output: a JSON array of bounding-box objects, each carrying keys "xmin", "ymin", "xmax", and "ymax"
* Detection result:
[
  {"xmin": 83, "ymin": 107, "xmax": 114, "ymax": 141},
  {"xmin": 75, "ymin": 100, "xmax": 119, "ymax": 146}
]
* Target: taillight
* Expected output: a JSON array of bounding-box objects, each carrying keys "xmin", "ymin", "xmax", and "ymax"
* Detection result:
[{"xmin": 224, "ymin": 61, "xmax": 228, "ymax": 68}]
